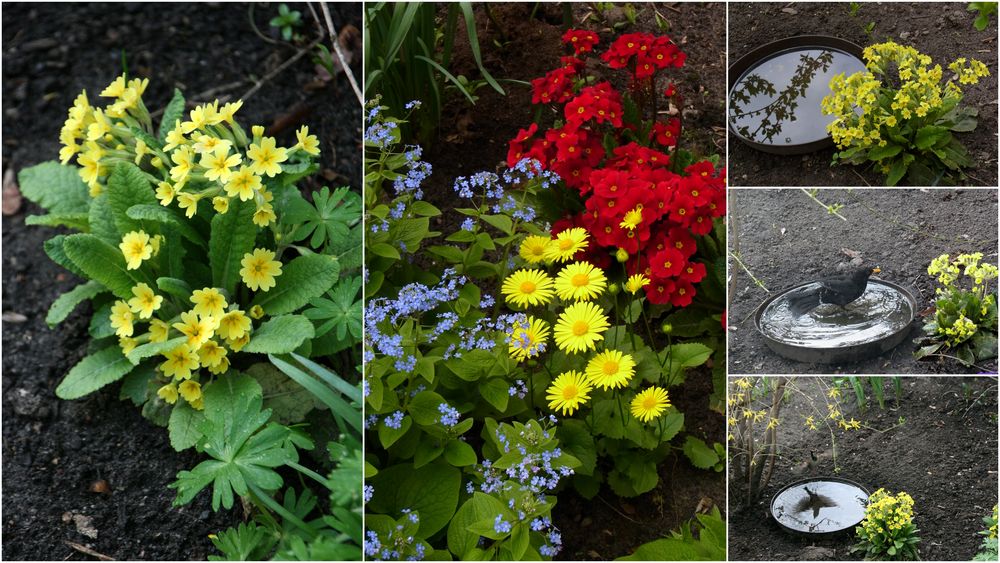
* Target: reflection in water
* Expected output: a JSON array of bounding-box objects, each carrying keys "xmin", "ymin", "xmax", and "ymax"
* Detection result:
[
  {"xmin": 760, "ymin": 281, "xmax": 913, "ymax": 348},
  {"xmin": 773, "ymin": 480, "xmax": 868, "ymax": 534},
  {"xmin": 729, "ymin": 47, "xmax": 866, "ymax": 146}
]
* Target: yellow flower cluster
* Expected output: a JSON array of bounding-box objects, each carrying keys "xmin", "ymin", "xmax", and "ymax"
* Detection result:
[
  {"xmin": 60, "ymin": 74, "xmax": 319, "ymax": 228},
  {"xmin": 942, "ymin": 314, "xmax": 978, "ymax": 345},
  {"xmin": 821, "ymin": 41, "xmax": 989, "ymax": 151},
  {"xmin": 990, "ymin": 505, "xmax": 998, "ymax": 539},
  {"xmin": 504, "ymin": 235, "xmax": 669, "ymax": 424},
  {"xmin": 860, "ymin": 488, "xmax": 916, "ymax": 539}
]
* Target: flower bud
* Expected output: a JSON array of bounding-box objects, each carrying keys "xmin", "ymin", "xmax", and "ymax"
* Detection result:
[{"xmin": 661, "ymin": 322, "xmax": 673, "ymax": 334}]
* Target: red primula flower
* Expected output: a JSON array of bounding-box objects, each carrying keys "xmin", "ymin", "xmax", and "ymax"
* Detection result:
[
  {"xmin": 670, "ymin": 280, "xmax": 695, "ymax": 307},
  {"xmin": 679, "ymin": 261, "xmax": 707, "ymax": 284},
  {"xmin": 562, "ymin": 29, "xmax": 600, "ymax": 55},
  {"xmin": 651, "ymin": 118, "xmax": 681, "ymax": 148},
  {"xmin": 649, "ymin": 247, "xmax": 685, "ymax": 279}
]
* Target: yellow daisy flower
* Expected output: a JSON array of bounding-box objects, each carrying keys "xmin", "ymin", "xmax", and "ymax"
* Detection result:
[
  {"xmin": 585, "ymin": 350, "xmax": 636, "ymax": 390},
  {"xmin": 619, "ymin": 207, "xmax": 643, "ymax": 231},
  {"xmin": 624, "ymin": 274, "xmax": 651, "ymax": 294},
  {"xmin": 508, "ymin": 316, "xmax": 550, "ymax": 362},
  {"xmin": 553, "ymin": 301, "xmax": 610, "ymax": 354},
  {"xmin": 519, "ymin": 235, "xmax": 552, "ymax": 264},
  {"xmin": 631, "ymin": 386, "xmax": 671, "ymax": 423},
  {"xmin": 127, "ymin": 282, "xmax": 163, "ymax": 319},
  {"xmin": 501, "ymin": 269, "xmax": 555, "ymax": 308},
  {"xmin": 160, "ymin": 344, "xmax": 200, "ymax": 380},
  {"xmin": 240, "ymin": 248, "xmax": 283, "ymax": 292},
  {"xmin": 543, "ymin": 227, "xmax": 589, "ymax": 263},
  {"xmin": 553, "ymin": 261, "xmax": 607, "ymax": 301},
  {"xmin": 119, "ymin": 231, "xmax": 152, "ymax": 270},
  {"xmin": 546, "ymin": 370, "xmax": 592, "ymax": 416}
]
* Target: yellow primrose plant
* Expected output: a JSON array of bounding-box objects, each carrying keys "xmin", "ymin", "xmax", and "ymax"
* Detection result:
[
  {"xmin": 852, "ymin": 488, "xmax": 921, "ymax": 560},
  {"xmin": 19, "ymin": 75, "xmax": 363, "ymax": 552},
  {"xmin": 821, "ymin": 41, "xmax": 990, "ymax": 185}
]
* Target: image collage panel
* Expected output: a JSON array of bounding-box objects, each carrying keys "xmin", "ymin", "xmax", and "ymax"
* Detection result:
[{"xmin": 0, "ymin": 2, "xmax": 997, "ymax": 562}]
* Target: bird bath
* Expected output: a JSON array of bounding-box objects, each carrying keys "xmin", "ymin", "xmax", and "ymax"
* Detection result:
[
  {"xmin": 728, "ymin": 36, "xmax": 866, "ymax": 154},
  {"xmin": 754, "ymin": 278, "xmax": 916, "ymax": 364},
  {"xmin": 771, "ymin": 478, "xmax": 870, "ymax": 535}
]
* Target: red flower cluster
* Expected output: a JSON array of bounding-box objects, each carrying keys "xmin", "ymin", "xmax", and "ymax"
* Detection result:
[
  {"xmin": 509, "ymin": 28, "xmax": 727, "ymax": 308},
  {"xmin": 601, "ymin": 32, "xmax": 686, "ymax": 79}
]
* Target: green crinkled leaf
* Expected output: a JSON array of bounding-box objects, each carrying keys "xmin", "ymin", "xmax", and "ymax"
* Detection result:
[
  {"xmin": 24, "ymin": 213, "xmax": 90, "ymax": 231},
  {"xmin": 448, "ymin": 493, "xmax": 507, "ymax": 558},
  {"xmin": 127, "ymin": 336, "xmax": 187, "ymax": 365},
  {"xmin": 56, "ymin": 346, "xmax": 134, "ymax": 400},
  {"xmin": 478, "ymin": 377, "xmax": 509, "ymax": 412},
  {"xmin": 62, "ymin": 233, "xmax": 141, "ymax": 299},
  {"xmin": 106, "ymin": 162, "xmax": 157, "ymax": 236},
  {"xmin": 17, "ymin": 161, "xmax": 91, "ymax": 215},
  {"xmin": 88, "ymin": 192, "xmax": 119, "ymax": 244},
  {"xmin": 558, "ymin": 419, "xmax": 597, "ymax": 475},
  {"xmin": 245, "ymin": 362, "xmax": 316, "ymax": 424},
  {"xmin": 159, "ymin": 89, "xmax": 186, "ymax": 142},
  {"xmin": 157, "ymin": 277, "xmax": 193, "ymax": 301},
  {"xmin": 682, "ymin": 435, "xmax": 720, "ymax": 470},
  {"xmin": 370, "ymin": 462, "xmax": 461, "ymax": 538},
  {"xmin": 209, "ymin": 198, "xmax": 258, "ymax": 294},
  {"xmin": 866, "ymin": 143, "xmax": 903, "ymax": 161},
  {"xmin": 169, "ymin": 400, "xmax": 205, "ymax": 451},
  {"xmin": 242, "ymin": 315, "xmax": 315, "ymax": 354},
  {"xmin": 169, "ymin": 373, "xmax": 296, "ymax": 510},
  {"xmin": 127, "ymin": 204, "xmax": 206, "ymax": 246},
  {"xmin": 46, "ymin": 281, "xmax": 106, "ymax": 326},
  {"xmin": 119, "ymin": 362, "xmax": 156, "ymax": 406},
  {"xmin": 44, "ymin": 235, "xmax": 87, "ymax": 277},
  {"xmin": 914, "ymin": 125, "xmax": 950, "ymax": 150},
  {"xmin": 616, "ymin": 507, "xmax": 726, "ymax": 561},
  {"xmin": 252, "ymin": 254, "xmax": 340, "ymax": 315}
]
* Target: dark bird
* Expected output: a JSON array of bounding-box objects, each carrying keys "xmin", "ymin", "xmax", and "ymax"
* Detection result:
[
  {"xmin": 790, "ymin": 449, "xmax": 832, "ymax": 476},
  {"xmin": 793, "ymin": 486, "xmax": 838, "ymax": 518},
  {"xmin": 786, "ymin": 266, "xmax": 881, "ymax": 316}
]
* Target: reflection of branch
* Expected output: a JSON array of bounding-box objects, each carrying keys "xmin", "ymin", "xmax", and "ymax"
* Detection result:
[{"xmin": 730, "ymin": 50, "xmax": 835, "ymax": 143}]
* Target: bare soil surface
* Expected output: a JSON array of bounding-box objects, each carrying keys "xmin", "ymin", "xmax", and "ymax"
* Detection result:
[
  {"xmin": 728, "ymin": 188, "xmax": 999, "ymax": 375},
  {"xmin": 2, "ymin": 2, "xmax": 361, "ymax": 559},
  {"xmin": 728, "ymin": 2, "xmax": 999, "ymax": 187},
  {"xmin": 729, "ymin": 376, "xmax": 999, "ymax": 561}
]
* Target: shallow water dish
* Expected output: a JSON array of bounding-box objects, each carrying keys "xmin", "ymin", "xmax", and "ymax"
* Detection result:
[
  {"xmin": 754, "ymin": 278, "xmax": 916, "ymax": 364},
  {"xmin": 771, "ymin": 477, "xmax": 870, "ymax": 535},
  {"xmin": 728, "ymin": 36, "xmax": 866, "ymax": 154}
]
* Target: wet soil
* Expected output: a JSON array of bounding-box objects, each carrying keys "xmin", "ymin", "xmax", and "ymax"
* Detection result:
[
  {"xmin": 728, "ymin": 376, "xmax": 999, "ymax": 561},
  {"xmin": 728, "ymin": 188, "xmax": 999, "ymax": 375},
  {"xmin": 728, "ymin": 2, "xmax": 999, "ymax": 187},
  {"xmin": 373, "ymin": 3, "xmax": 727, "ymax": 558},
  {"xmin": 2, "ymin": 2, "xmax": 361, "ymax": 560}
]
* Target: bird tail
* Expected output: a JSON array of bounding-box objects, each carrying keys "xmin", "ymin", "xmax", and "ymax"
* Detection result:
[{"xmin": 786, "ymin": 288, "xmax": 821, "ymax": 316}]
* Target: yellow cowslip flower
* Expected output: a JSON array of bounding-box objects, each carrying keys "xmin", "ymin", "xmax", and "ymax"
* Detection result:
[
  {"xmin": 119, "ymin": 336, "xmax": 138, "ymax": 355},
  {"xmin": 190, "ymin": 288, "xmax": 227, "ymax": 319},
  {"xmin": 251, "ymin": 125, "xmax": 265, "ymax": 140},
  {"xmin": 181, "ymin": 104, "xmax": 212, "ymax": 134},
  {"xmin": 213, "ymin": 196, "xmax": 229, "ymax": 214},
  {"xmin": 149, "ymin": 318, "xmax": 170, "ymax": 343},
  {"xmin": 157, "ymin": 382, "xmax": 179, "ymax": 404},
  {"xmin": 624, "ymin": 273, "xmax": 650, "ymax": 294},
  {"xmin": 170, "ymin": 145, "xmax": 196, "ymax": 183},
  {"xmin": 128, "ymin": 283, "xmax": 163, "ymax": 319},
  {"xmin": 77, "ymin": 151, "xmax": 104, "ymax": 185},
  {"xmin": 163, "ymin": 121, "xmax": 186, "ymax": 152},
  {"xmin": 86, "ymin": 108, "xmax": 112, "ymax": 141},
  {"xmin": 246, "ymin": 137, "xmax": 288, "ymax": 177},
  {"xmin": 518, "ymin": 235, "xmax": 552, "ymax": 264},
  {"xmin": 133, "ymin": 138, "xmax": 149, "ymax": 165},
  {"xmin": 249, "ymin": 305, "xmax": 265, "ymax": 319},
  {"xmin": 177, "ymin": 192, "xmax": 201, "ymax": 218},
  {"xmin": 217, "ymin": 100, "xmax": 243, "ymax": 123},
  {"xmin": 227, "ymin": 333, "xmax": 250, "ymax": 352},
  {"xmin": 161, "ymin": 344, "xmax": 199, "ymax": 380},
  {"xmin": 240, "ymin": 248, "xmax": 283, "ymax": 292},
  {"xmin": 294, "ymin": 125, "xmax": 320, "ymax": 156},
  {"xmin": 201, "ymin": 146, "xmax": 242, "ymax": 183},
  {"xmin": 217, "ymin": 310, "xmax": 252, "ymax": 340},
  {"xmin": 208, "ymin": 355, "xmax": 230, "ymax": 375},
  {"xmin": 119, "ymin": 231, "xmax": 153, "ymax": 270},
  {"xmin": 224, "ymin": 166, "xmax": 262, "ymax": 201},
  {"xmin": 101, "ymin": 76, "xmax": 127, "ymax": 98},
  {"xmin": 197, "ymin": 340, "xmax": 227, "ymax": 368},
  {"xmin": 172, "ymin": 311, "xmax": 216, "ymax": 350},
  {"xmin": 178, "ymin": 380, "xmax": 202, "ymax": 403},
  {"xmin": 252, "ymin": 203, "xmax": 277, "ymax": 227},
  {"xmin": 191, "ymin": 133, "xmax": 232, "ymax": 156}
]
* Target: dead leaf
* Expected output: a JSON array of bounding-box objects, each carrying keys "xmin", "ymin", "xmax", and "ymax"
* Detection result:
[
  {"xmin": 840, "ymin": 247, "xmax": 862, "ymax": 259},
  {"xmin": 2, "ymin": 312, "xmax": 27, "ymax": 323},
  {"xmin": 782, "ymin": 7, "xmax": 798, "ymax": 14},
  {"xmin": 3, "ymin": 168, "xmax": 22, "ymax": 216},
  {"xmin": 72, "ymin": 514, "xmax": 98, "ymax": 539}
]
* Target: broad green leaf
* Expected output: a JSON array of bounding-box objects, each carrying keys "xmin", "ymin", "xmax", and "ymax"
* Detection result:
[
  {"xmin": 914, "ymin": 125, "xmax": 949, "ymax": 150},
  {"xmin": 62, "ymin": 233, "xmax": 141, "ymax": 299},
  {"xmin": 158, "ymin": 89, "xmax": 186, "ymax": 142},
  {"xmin": 46, "ymin": 281, "xmax": 106, "ymax": 326},
  {"xmin": 866, "ymin": 143, "xmax": 902, "ymax": 161},
  {"xmin": 106, "ymin": 162, "xmax": 157, "ymax": 235},
  {"xmin": 252, "ymin": 254, "xmax": 340, "ymax": 315},
  {"xmin": 17, "ymin": 161, "xmax": 90, "ymax": 214},
  {"xmin": 245, "ymin": 362, "xmax": 315, "ymax": 424},
  {"xmin": 478, "ymin": 377, "xmax": 509, "ymax": 412},
  {"xmin": 242, "ymin": 315, "xmax": 315, "ymax": 354},
  {"xmin": 169, "ymin": 401, "xmax": 205, "ymax": 451},
  {"xmin": 616, "ymin": 508, "xmax": 725, "ymax": 560},
  {"xmin": 44, "ymin": 235, "xmax": 87, "ymax": 277},
  {"xmin": 370, "ymin": 462, "xmax": 461, "ymax": 537},
  {"xmin": 88, "ymin": 192, "xmax": 119, "ymax": 244},
  {"xmin": 25, "ymin": 213, "xmax": 89, "ymax": 231},
  {"xmin": 209, "ymin": 198, "xmax": 258, "ymax": 294},
  {"xmin": 127, "ymin": 336, "xmax": 187, "ymax": 365},
  {"xmin": 127, "ymin": 204, "xmax": 206, "ymax": 246},
  {"xmin": 443, "ymin": 440, "xmax": 477, "ymax": 467},
  {"xmin": 56, "ymin": 346, "xmax": 134, "ymax": 400},
  {"xmin": 682, "ymin": 436, "xmax": 720, "ymax": 470},
  {"xmin": 119, "ymin": 362, "xmax": 156, "ymax": 405},
  {"xmin": 558, "ymin": 419, "xmax": 597, "ymax": 475}
]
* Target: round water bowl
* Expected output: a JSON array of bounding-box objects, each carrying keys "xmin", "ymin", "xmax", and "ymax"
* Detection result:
[
  {"xmin": 728, "ymin": 36, "xmax": 866, "ymax": 154},
  {"xmin": 771, "ymin": 478, "xmax": 870, "ymax": 535},
  {"xmin": 754, "ymin": 278, "xmax": 917, "ymax": 364}
]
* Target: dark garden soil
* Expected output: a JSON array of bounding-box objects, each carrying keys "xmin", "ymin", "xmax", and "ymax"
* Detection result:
[
  {"xmin": 396, "ymin": 3, "xmax": 727, "ymax": 559},
  {"xmin": 2, "ymin": 3, "xmax": 361, "ymax": 560},
  {"xmin": 728, "ymin": 376, "xmax": 1000, "ymax": 561},
  {"xmin": 728, "ymin": 2, "xmax": 999, "ymax": 187},
  {"xmin": 728, "ymin": 188, "xmax": 999, "ymax": 375}
]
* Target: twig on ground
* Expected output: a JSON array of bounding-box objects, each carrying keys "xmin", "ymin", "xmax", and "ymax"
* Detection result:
[
  {"xmin": 319, "ymin": 2, "xmax": 363, "ymax": 105},
  {"xmin": 240, "ymin": 37, "xmax": 323, "ymax": 102},
  {"xmin": 850, "ymin": 167, "xmax": 872, "ymax": 187},
  {"xmin": 729, "ymin": 250, "xmax": 769, "ymax": 293},
  {"xmin": 247, "ymin": 3, "xmax": 280, "ymax": 45},
  {"xmin": 64, "ymin": 542, "xmax": 114, "ymax": 561},
  {"xmin": 800, "ymin": 188, "xmax": 849, "ymax": 221}
]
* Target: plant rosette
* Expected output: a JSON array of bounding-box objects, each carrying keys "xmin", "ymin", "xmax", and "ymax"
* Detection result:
[
  {"xmin": 974, "ymin": 504, "xmax": 999, "ymax": 561},
  {"xmin": 821, "ymin": 41, "xmax": 991, "ymax": 185},
  {"xmin": 852, "ymin": 488, "xmax": 921, "ymax": 560},
  {"xmin": 914, "ymin": 252, "xmax": 998, "ymax": 366}
]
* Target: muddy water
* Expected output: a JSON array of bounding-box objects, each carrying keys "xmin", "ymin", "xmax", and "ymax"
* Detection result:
[
  {"xmin": 759, "ymin": 281, "xmax": 913, "ymax": 348},
  {"xmin": 772, "ymin": 479, "xmax": 869, "ymax": 534}
]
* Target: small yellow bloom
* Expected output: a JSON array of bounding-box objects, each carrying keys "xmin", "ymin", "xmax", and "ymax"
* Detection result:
[
  {"xmin": 149, "ymin": 318, "xmax": 170, "ymax": 343},
  {"xmin": 213, "ymin": 196, "xmax": 229, "ymax": 214},
  {"xmin": 252, "ymin": 203, "xmax": 277, "ymax": 227},
  {"xmin": 197, "ymin": 340, "xmax": 227, "ymax": 368},
  {"xmin": 631, "ymin": 386, "xmax": 671, "ymax": 423},
  {"xmin": 201, "ymin": 145, "xmax": 242, "ymax": 183},
  {"xmin": 110, "ymin": 300, "xmax": 134, "ymax": 337},
  {"xmin": 294, "ymin": 125, "xmax": 320, "ymax": 156},
  {"xmin": 119, "ymin": 336, "xmax": 138, "ymax": 355},
  {"xmin": 249, "ymin": 305, "xmax": 265, "ymax": 320},
  {"xmin": 128, "ymin": 283, "xmax": 163, "ymax": 319},
  {"xmin": 156, "ymin": 181, "xmax": 176, "ymax": 206},
  {"xmin": 119, "ymin": 231, "xmax": 153, "ymax": 270},
  {"xmin": 178, "ymin": 380, "xmax": 202, "ymax": 403},
  {"xmin": 624, "ymin": 273, "xmax": 651, "ymax": 294},
  {"xmin": 619, "ymin": 207, "xmax": 643, "ymax": 231},
  {"xmin": 240, "ymin": 248, "xmax": 283, "ymax": 292},
  {"xmin": 157, "ymin": 382, "xmax": 179, "ymax": 404},
  {"xmin": 246, "ymin": 136, "xmax": 288, "ymax": 177},
  {"xmin": 224, "ymin": 166, "xmax": 262, "ymax": 201},
  {"xmin": 172, "ymin": 311, "xmax": 216, "ymax": 349},
  {"xmin": 217, "ymin": 310, "xmax": 252, "ymax": 340},
  {"xmin": 177, "ymin": 192, "xmax": 201, "ymax": 218},
  {"xmin": 160, "ymin": 344, "xmax": 200, "ymax": 380},
  {"xmin": 208, "ymin": 355, "xmax": 231, "ymax": 375},
  {"xmin": 190, "ymin": 287, "xmax": 227, "ymax": 319}
]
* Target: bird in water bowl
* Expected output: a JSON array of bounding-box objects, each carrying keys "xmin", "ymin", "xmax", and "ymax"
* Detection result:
[{"xmin": 786, "ymin": 266, "xmax": 881, "ymax": 316}]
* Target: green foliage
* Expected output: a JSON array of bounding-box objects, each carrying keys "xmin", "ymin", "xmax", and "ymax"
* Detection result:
[
  {"xmin": 968, "ymin": 2, "xmax": 998, "ymax": 31},
  {"xmin": 617, "ymin": 507, "xmax": 725, "ymax": 561},
  {"xmin": 852, "ymin": 489, "xmax": 921, "ymax": 560},
  {"xmin": 55, "ymin": 346, "xmax": 135, "ymax": 400},
  {"xmin": 269, "ymin": 3, "xmax": 303, "ymax": 41},
  {"xmin": 682, "ymin": 436, "xmax": 725, "ymax": 472},
  {"xmin": 973, "ymin": 504, "xmax": 999, "ymax": 561}
]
